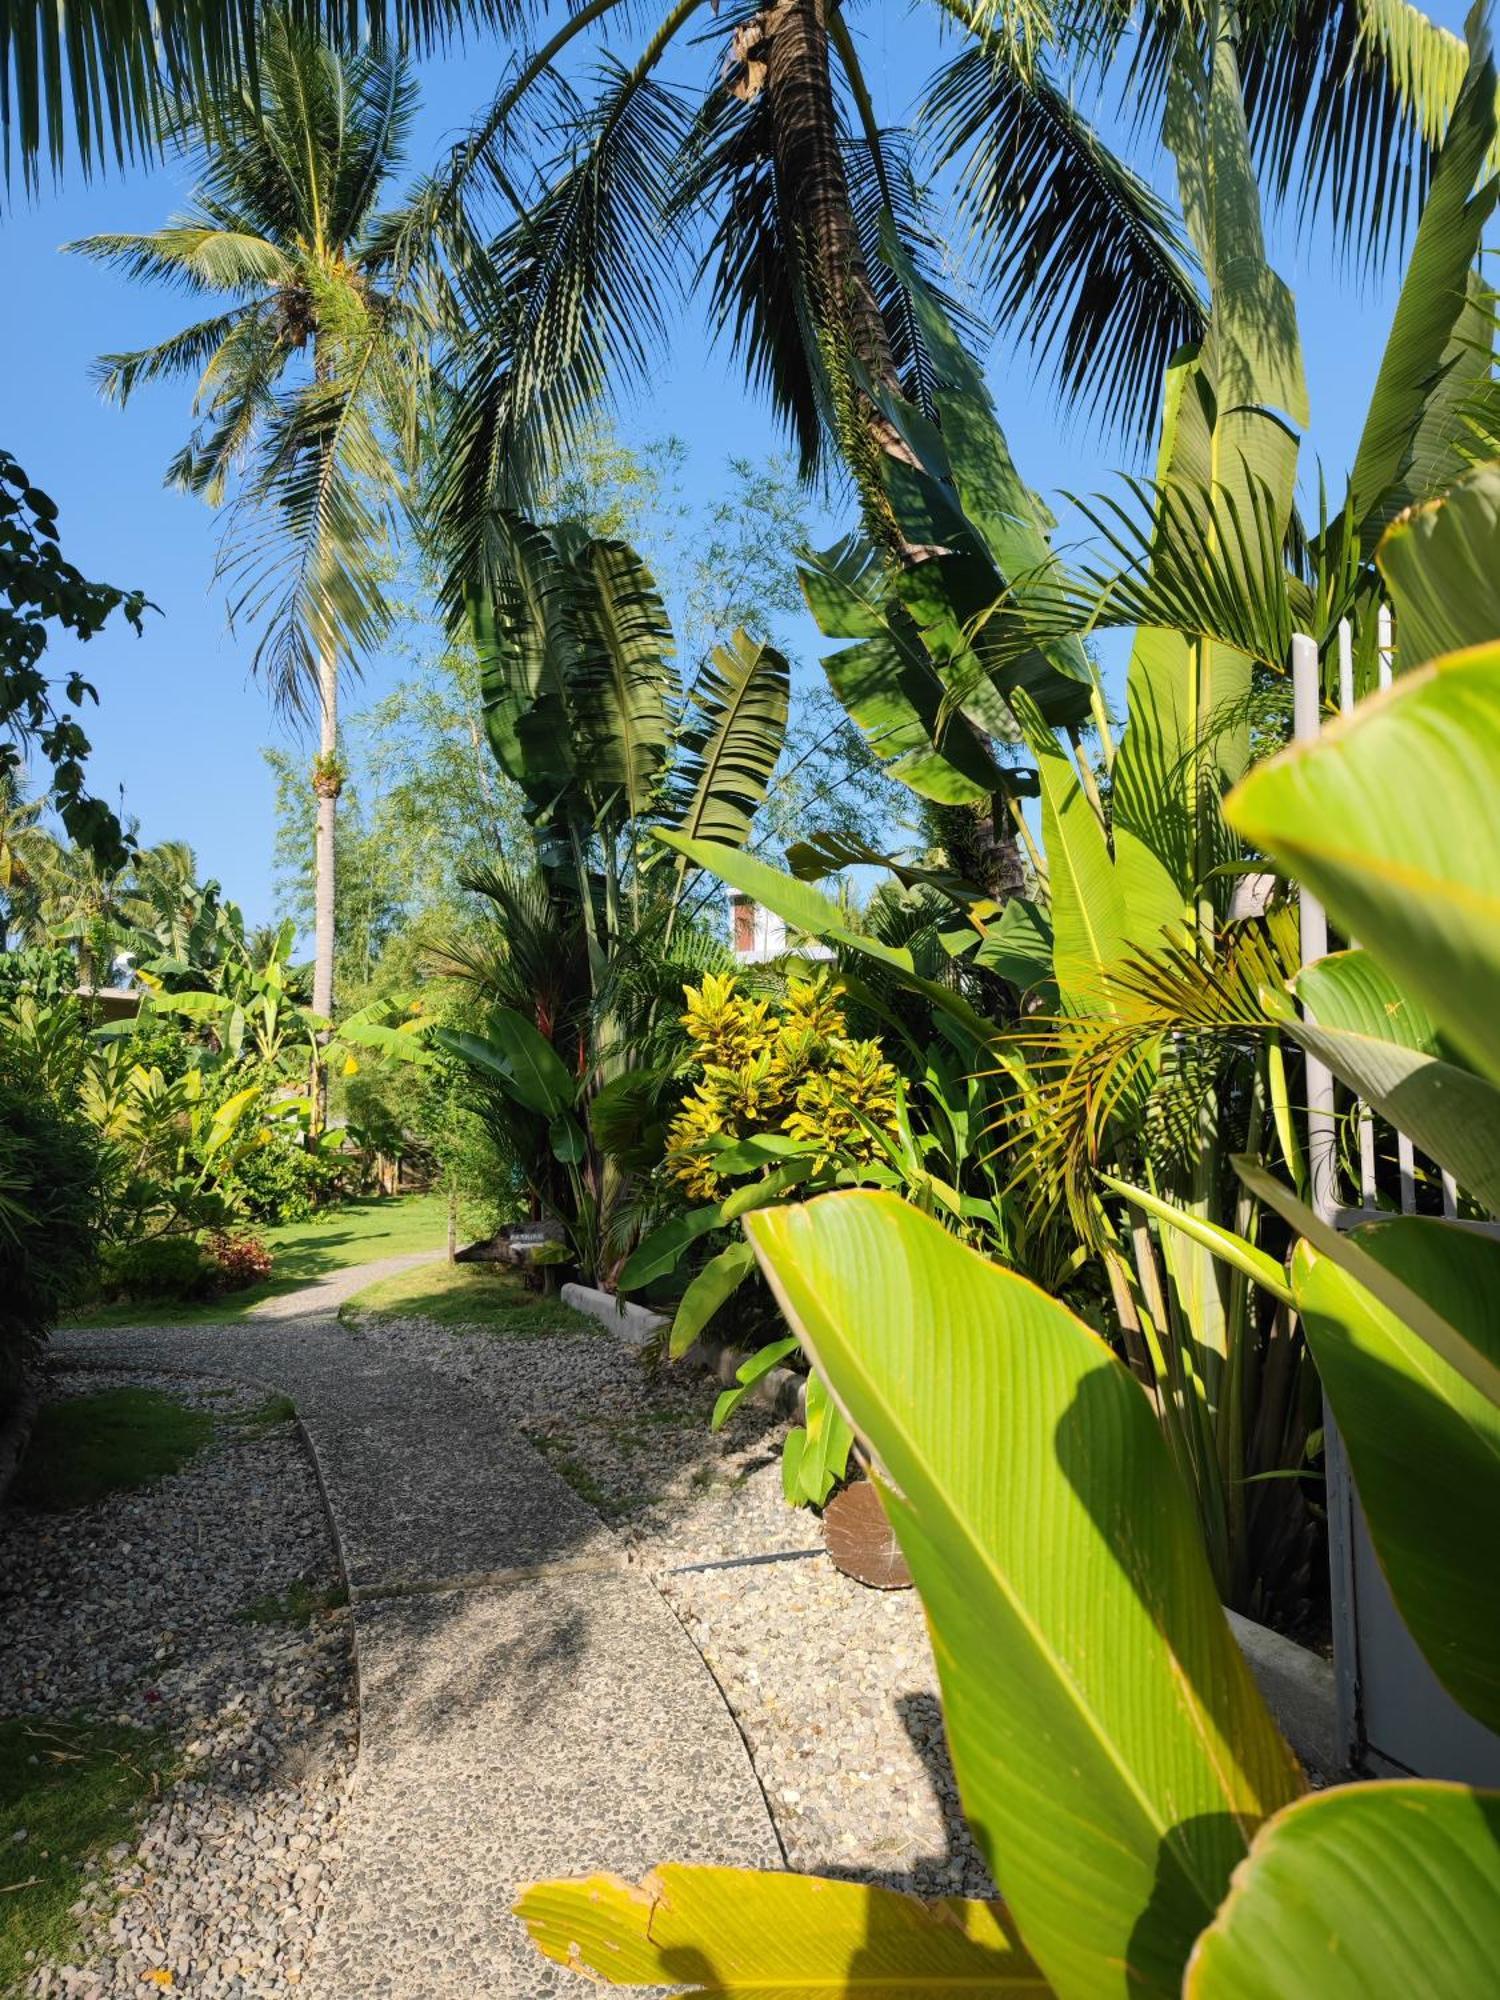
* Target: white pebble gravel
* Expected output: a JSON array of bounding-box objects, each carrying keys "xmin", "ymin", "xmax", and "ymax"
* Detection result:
[
  {"xmin": 2, "ymin": 1368, "xmax": 355, "ymax": 1997},
  {"xmin": 356, "ymin": 1314, "xmax": 993, "ymax": 1899}
]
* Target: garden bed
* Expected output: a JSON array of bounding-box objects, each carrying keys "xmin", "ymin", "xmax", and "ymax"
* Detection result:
[{"xmin": 0, "ymin": 1370, "xmax": 355, "ymax": 1997}]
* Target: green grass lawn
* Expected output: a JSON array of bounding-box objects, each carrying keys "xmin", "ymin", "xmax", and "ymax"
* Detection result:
[
  {"xmin": 341, "ymin": 1258, "xmax": 598, "ymax": 1340},
  {"xmin": 69, "ymin": 1193, "xmax": 450, "ymax": 1329},
  {"xmin": 0, "ymin": 1716, "xmax": 177, "ymax": 1989},
  {"xmin": 10, "ymin": 1388, "xmax": 216, "ymax": 1512}
]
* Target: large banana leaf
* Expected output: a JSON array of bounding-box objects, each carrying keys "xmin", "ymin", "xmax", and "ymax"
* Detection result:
[
  {"xmin": 1286, "ymin": 950, "xmax": 1500, "ymax": 1213},
  {"xmin": 1293, "ymin": 1234, "xmax": 1500, "ymax": 1733},
  {"xmin": 1225, "ymin": 643, "xmax": 1500, "ymax": 1087},
  {"xmin": 1185, "ymin": 1782, "xmax": 1500, "ymax": 1997},
  {"xmin": 1346, "ymin": 6, "xmax": 1500, "ymax": 550},
  {"xmin": 974, "ymin": 896, "xmax": 1056, "ymax": 998},
  {"xmin": 878, "ymin": 225, "xmax": 1095, "ymax": 715},
  {"xmin": 1011, "ymin": 690, "xmax": 1127, "ymax": 1012},
  {"xmin": 1375, "ymin": 463, "xmax": 1500, "ymax": 667},
  {"xmin": 745, "ymin": 1191, "xmax": 1302, "ymax": 2000},
  {"xmin": 565, "ymin": 533, "xmax": 677, "ymax": 822},
  {"xmin": 1109, "ymin": 14, "xmax": 1307, "ymax": 959},
  {"xmin": 516, "ymin": 1865, "xmax": 1046, "ymax": 1993},
  {"xmin": 1109, "ymin": 352, "xmax": 1209, "ymax": 956},
  {"xmin": 800, "ymin": 539, "xmax": 1010, "ymax": 805},
  {"xmin": 467, "ymin": 514, "xmax": 578, "ymax": 807},
  {"xmin": 1236, "ymin": 1155, "xmax": 1500, "ymax": 1409},
  {"xmin": 435, "ymin": 1009, "xmax": 575, "ymax": 1119},
  {"xmin": 670, "ymin": 630, "xmax": 790, "ymax": 849}
]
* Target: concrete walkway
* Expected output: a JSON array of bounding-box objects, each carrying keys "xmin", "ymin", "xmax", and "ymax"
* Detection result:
[{"xmin": 54, "ymin": 1286, "xmax": 782, "ymax": 1996}]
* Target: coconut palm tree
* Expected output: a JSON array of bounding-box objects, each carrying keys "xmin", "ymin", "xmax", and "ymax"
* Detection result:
[
  {"xmin": 391, "ymin": 0, "xmax": 1484, "ymax": 900},
  {"xmin": 406, "ymin": 0, "xmax": 1483, "ymax": 592},
  {"xmin": 0, "ymin": 773, "xmax": 61, "ymax": 951},
  {"xmin": 66, "ymin": 10, "xmax": 426, "ymax": 1103}
]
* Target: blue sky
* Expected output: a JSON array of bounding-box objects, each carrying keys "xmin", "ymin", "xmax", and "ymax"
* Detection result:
[{"xmin": 0, "ymin": 1, "xmax": 1470, "ymax": 925}]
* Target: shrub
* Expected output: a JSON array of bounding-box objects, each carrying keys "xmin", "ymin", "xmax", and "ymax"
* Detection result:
[
  {"xmin": 221, "ymin": 1137, "xmax": 342, "ymax": 1224},
  {"xmin": 205, "ymin": 1230, "xmax": 273, "ymax": 1292},
  {"xmin": 0, "ymin": 944, "xmax": 77, "ymax": 1008},
  {"xmin": 0, "ymin": 1072, "xmax": 103, "ymax": 1409},
  {"xmin": 97, "ymin": 1235, "xmax": 216, "ymax": 1304}
]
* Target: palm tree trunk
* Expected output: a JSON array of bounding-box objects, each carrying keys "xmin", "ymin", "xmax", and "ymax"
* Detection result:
[
  {"xmin": 310, "ymin": 634, "xmax": 339, "ymax": 1130},
  {"xmin": 756, "ymin": 0, "xmax": 916, "ymax": 468},
  {"xmin": 757, "ymin": 0, "xmax": 1023, "ymax": 886}
]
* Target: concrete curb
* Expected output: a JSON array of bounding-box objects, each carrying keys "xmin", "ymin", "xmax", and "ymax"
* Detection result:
[
  {"xmin": 1227, "ymin": 1608, "xmax": 1339, "ymax": 1777},
  {"xmin": 560, "ymin": 1281, "xmax": 669, "ymax": 1346},
  {"xmin": 561, "ymin": 1285, "xmax": 809, "ymax": 1419}
]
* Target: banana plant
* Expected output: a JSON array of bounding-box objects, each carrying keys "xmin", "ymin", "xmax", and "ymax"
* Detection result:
[
  {"xmin": 78, "ymin": 1043, "xmax": 300, "ymax": 1236},
  {"xmin": 448, "ymin": 517, "xmax": 792, "ymax": 1279},
  {"xmin": 138, "ymin": 919, "xmax": 326, "ymax": 1074},
  {"xmin": 515, "ymin": 1182, "xmax": 1500, "ymax": 1996},
  {"xmin": 519, "ymin": 787, "xmax": 1500, "ymax": 1989},
  {"xmin": 667, "ymin": 3, "xmax": 1500, "ymax": 1620},
  {"xmin": 1215, "ymin": 626, "xmax": 1500, "ymax": 1729}
]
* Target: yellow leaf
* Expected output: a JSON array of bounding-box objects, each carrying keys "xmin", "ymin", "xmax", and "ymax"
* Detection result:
[{"xmin": 515, "ymin": 1865, "xmax": 1047, "ymax": 1992}]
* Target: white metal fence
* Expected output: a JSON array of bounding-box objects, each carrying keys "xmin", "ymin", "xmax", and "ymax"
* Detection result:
[{"xmin": 1287, "ymin": 622, "xmax": 1500, "ymax": 1780}]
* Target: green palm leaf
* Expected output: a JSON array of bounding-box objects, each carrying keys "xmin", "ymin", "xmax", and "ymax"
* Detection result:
[
  {"xmin": 925, "ymin": 36, "xmax": 1204, "ymax": 447},
  {"xmin": 670, "ymin": 630, "xmax": 791, "ymax": 850},
  {"xmin": 435, "ymin": 51, "xmax": 692, "ymax": 602},
  {"xmin": 746, "ymin": 1191, "xmax": 1302, "ymax": 2000},
  {"xmin": 0, "ymin": 0, "xmax": 508, "ymax": 190},
  {"xmin": 1344, "ymin": 4, "xmax": 1499, "ymax": 546}
]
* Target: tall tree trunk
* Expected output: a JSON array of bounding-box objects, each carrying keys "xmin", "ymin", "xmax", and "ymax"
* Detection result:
[
  {"xmin": 753, "ymin": 0, "xmax": 1016, "ymax": 886},
  {"xmin": 755, "ymin": 0, "xmax": 916, "ymax": 468},
  {"xmin": 310, "ymin": 634, "xmax": 339, "ymax": 1131}
]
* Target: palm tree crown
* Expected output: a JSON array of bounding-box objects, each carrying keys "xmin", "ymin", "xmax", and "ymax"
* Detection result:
[
  {"xmin": 67, "ymin": 10, "xmax": 427, "ymax": 1039},
  {"xmin": 67, "ymin": 10, "xmax": 420, "ymax": 705}
]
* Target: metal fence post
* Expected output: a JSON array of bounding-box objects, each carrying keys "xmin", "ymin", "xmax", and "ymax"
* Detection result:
[{"xmin": 1291, "ymin": 630, "xmax": 1362, "ymax": 1763}]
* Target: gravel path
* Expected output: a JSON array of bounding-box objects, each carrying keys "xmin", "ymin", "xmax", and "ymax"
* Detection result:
[
  {"xmin": 354, "ymin": 1312, "xmax": 992, "ymax": 1900},
  {"xmin": 3, "ymin": 1370, "xmax": 355, "ymax": 1998},
  {"xmin": 27, "ymin": 1288, "xmax": 991, "ymax": 1996}
]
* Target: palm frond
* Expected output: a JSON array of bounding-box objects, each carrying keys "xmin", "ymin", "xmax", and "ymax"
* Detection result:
[
  {"xmin": 92, "ymin": 305, "xmax": 257, "ymax": 404},
  {"xmin": 994, "ymin": 907, "xmax": 1301, "ymax": 1238},
  {"xmin": 970, "ymin": 463, "xmax": 1307, "ymax": 685},
  {"xmin": 841, "ymin": 121, "xmax": 990, "ymax": 423},
  {"xmin": 160, "ymin": 309, "xmax": 288, "ymax": 499},
  {"xmin": 435, "ymin": 53, "xmax": 692, "ymax": 608},
  {"xmin": 673, "ymin": 78, "xmax": 828, "ymax": 477},
  {"xmin": 219, "ymin": 324, "xmax": 403, "ymax": 712},
  {"xmin": 65, "ymin": 222, "xmax": 292, "ymax": 294},
  {"xmin": 437, "ymin": 857, "xmax": 588, "ymax": 1043},
  {"xmin": 0, "ymin": 0, "xmax": 527, "ymax": 191},
  {"xmin": 927, "ymin": 40, "xmax": 1204, "ymax": 450}
]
